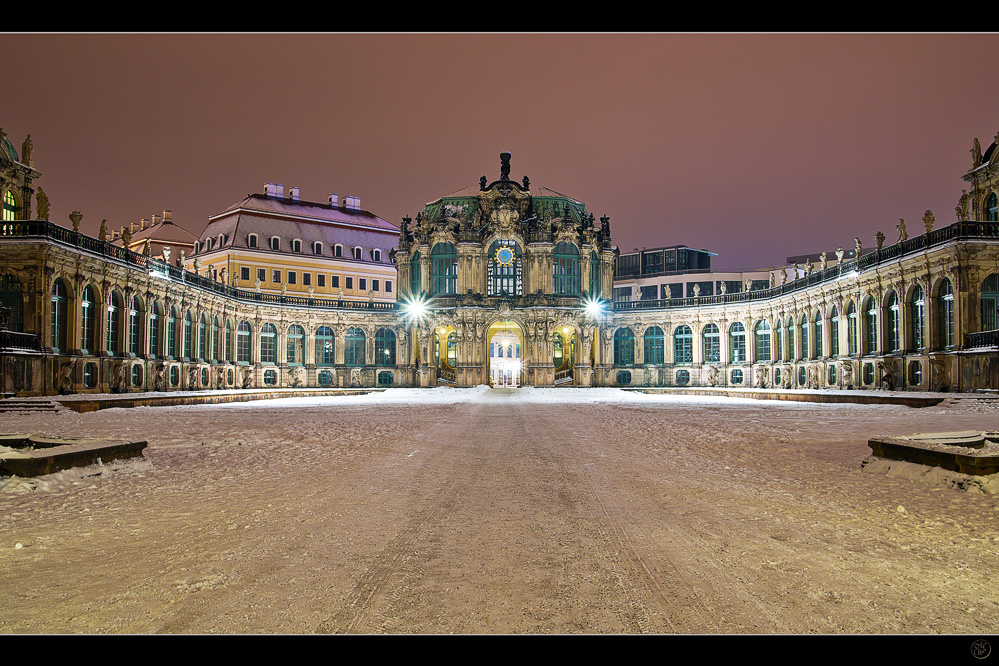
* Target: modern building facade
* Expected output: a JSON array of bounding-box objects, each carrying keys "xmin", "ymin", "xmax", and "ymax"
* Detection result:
[{"xmin": 2, "ymin": 130, "xmax": 999, "ymax": 396}]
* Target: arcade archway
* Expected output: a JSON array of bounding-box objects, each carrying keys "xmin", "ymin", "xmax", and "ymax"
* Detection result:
[{"xmin": 487, "ymin": 321, "xmax": 523, "ymax": 387}]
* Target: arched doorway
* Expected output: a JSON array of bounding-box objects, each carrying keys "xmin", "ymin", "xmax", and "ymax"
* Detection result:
[{"xmin": 488, "ymin": 321, "xmax": 523, "ymax": 387}]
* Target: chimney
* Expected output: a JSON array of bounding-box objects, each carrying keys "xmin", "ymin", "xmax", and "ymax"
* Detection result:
[
  {"xmin": 162, "ymin": 210, "xmax": 173, "ymax": 224},
  {"xmin": 329, "ymin": 193, "xmax": 339, "ymax": 208},
  {"xmin": 289, "ymin": 186, "xmax": 300, "ymax": 202},
  {"xmin": 264, "ymin": 182, "xmax": 284, "ymax": 198},
  {"xmin": 130, "ymin": 221, "xmax": 137, "ymax": 233},
  {"xmin": 151, "ymin": 214, "xmax": 161, "ymax": 227}
]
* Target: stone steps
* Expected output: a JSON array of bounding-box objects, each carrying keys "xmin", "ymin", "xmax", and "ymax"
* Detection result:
[{"xmin": 0, "ymin": 398, "xmax": 63, "ymax": 414}]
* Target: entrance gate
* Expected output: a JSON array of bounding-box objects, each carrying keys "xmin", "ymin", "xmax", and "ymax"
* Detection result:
[{"xmin": 489, "ymin": 330, "xmax": 521, "ymax": 388}]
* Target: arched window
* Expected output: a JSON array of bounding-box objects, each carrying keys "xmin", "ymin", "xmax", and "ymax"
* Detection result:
[
  {"xmin": 702, "ymin": 323, "xmax": 720, "ymax": 364},
  {"xmin": 775, "ymin": 323, "xmax": 783, "ymax": 362},
  {"xmin": 81, "ymin": 285, "xmax": 96, "ymax": 353},
  {"xmin": 754, "ymin": 320, "xmax": 772, "ymax": 362},
  {"xmin": 487, "ymin": 239, "xmax": 523, "ymax": 296},
  {"xmin": 148, "ymin": 301, "xmax": 161, "ymax": 358},
  {"xmin": 184, "ymin": 310, "xmax": 194, "ymax": 360},
  {"xmin": 644, "ymin": 326, "xmax": 665, "ymax": 365},
  {"xmin": 910, "ymin": 285, "xmax": 925, "ymax": 350},
  {"xmin": 799, "ymin": 314, "xmax": 809, "ymax": 360},
  {"xmin": 938, "ymin": 279, "xmax": 954, "ymax": 348},
  {"xmin": 0, "ymin": 274, "xmax": 24, "ymax": 332},
  {"xmin": 987, "ymin": 192, "xmax": 998, "ymax": 222},
  {"xmin": 212, "ymin": 316, "xmax": 221, "ymax": 362},
  {"xmin": 128, "ymin": 294, "xmax": 143, "ymax": 356},
  {"xmin": 260, "ymin": 323, "xmax": 277, "ymax": 364},
  {"xmin": 728, "ymin": 322, "xmax": 745, "ymax": 363},
  {"xmin": 287, "ymin": 324, "xmax": 305, "ymax": 364},
  {"xmin": 2, "ymin": 190, "xmax": 16, "ymax": 221},
  {"xmin": 237, "ymin": 321, "xmax": 252, "ymax": 364},
  {"xmin": 429, "ymin": 243, "xmax": 457, "ymax": 296},
  {"xmin": 315, "ymin": 326, "xmax": 335, "ymax": 366},
  {"xmin": 813, "ymin": 310, "xmax": 823, "ymax": 359},
  {"xmin": 375, "ymin": 328, "xmax": 396, "ymax": 367},
  {"xmin": 166, "ymin": 306, "xmax": 178, "ymax": 359},
  {"xmin": 673, "ymin": 325, "xmax": 693, "ymax": 364},
  {"xmin": 50, "ymin": 278, "xmax": 68, "ymax": 350},
  {"xmin": 409, "ymin": 251, "xmax": 421, "ymax": 295},
  {"xmin": 552, "ymin": 242, "xmax": 580, "ymax": 296},
  {"xmin": 345, "ymin": 327, "xmax": 366, "ymax": 366},
  {"xmin": 224, "ymin": 318, "xmax": 232, "ymax": 362},
  {"xmin": 786, "ymin": 317, "xmax": 795, "ymax": 362},
  {"xmin": 106, "ymin": 291, "xmax": 122, "ymax": 356},
  {"xmin": 846, "ymin": 301, "xmax": 858, "ymax": 356},
  {"xmin": 863, "ymin": 297, "xmax": 877, "ymax": 355},
  {"xmin": 830, "ymin": 305, "xmax": 840, "ymax": 357},
  {"xmin": 885, "ymin": 290, "xmax": 900, "ymax": 352},
  {"xmin": 981, "ymin": 274, "xmax": 999, "ymax": 331},
  {"xmin": 198, "ymin": 313, "xmax": 208, "ymax": 361},
  {"xmin": 613, "ymin": 328, "xmax": 634, "ymax": 366}
]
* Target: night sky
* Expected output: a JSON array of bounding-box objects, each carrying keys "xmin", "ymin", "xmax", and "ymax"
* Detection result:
[{"xmin": 5, "ymin": 33, "xmax": 999, "ymax": 270}]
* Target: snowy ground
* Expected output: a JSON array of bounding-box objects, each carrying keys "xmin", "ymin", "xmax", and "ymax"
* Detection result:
[{"xmin": 1, "ymin": 387, "xmax": 998, "ymax": 634}]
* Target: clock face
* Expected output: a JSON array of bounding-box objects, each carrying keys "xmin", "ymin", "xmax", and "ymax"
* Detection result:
[{"xmin": 495, "ymin": 247, "xmax": 515, "ymax": 266}]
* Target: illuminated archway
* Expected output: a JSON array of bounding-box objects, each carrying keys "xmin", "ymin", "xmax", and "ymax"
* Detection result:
[{"xmin": 487, "ymin": 320, "xmax": 524, "ymax": 387}]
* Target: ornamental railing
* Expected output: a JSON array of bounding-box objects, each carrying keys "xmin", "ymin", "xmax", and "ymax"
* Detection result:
[
  {"xmin": 612, "ymin": 220, "xmax": 999, "ymax": 312},
  {"xmin": 0, "ymin": 329, "xmax": 41, "ymax": 352},
  {"xmin": 554, "ymin": 367, "xmax": 574, "ymax": 384},
  {"xmin": 964, "ymin": 329, "xmax": 999, "ymax": 349},
  {"xmin": 0, "ymin": 220, "xmax": 399, "ymax": 312}
]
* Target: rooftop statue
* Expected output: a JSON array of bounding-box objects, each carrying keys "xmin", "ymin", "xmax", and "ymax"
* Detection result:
[
  {"xmin": 35, "ymin": 187, "xmax": 49, "ymax": 220},
  {"xmin": 20, "ymin": 134, "xmax": 32, "ymax": 166},
  {"xmin": 923, "ymin": 209, "xmax": 935, "ymax": 233}
]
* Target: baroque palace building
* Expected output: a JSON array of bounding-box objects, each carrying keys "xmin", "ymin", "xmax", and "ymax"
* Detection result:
[{"xmin": 1, "ymin": 130, "xmax": 999, "ymax": 396}]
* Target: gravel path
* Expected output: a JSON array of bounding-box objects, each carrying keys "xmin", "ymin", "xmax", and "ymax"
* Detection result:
[{"xmin": 1, "ymin": 388, "xmax": 998, "ymax": 634}]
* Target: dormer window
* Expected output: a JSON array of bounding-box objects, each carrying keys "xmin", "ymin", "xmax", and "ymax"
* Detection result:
[
  {"xmin": 353, "ymin": 247, "xmax": 362, "ymax": 260},
  {"xmin": 334, "ymin": 244, "xmax": 343, "ymax": 258},
  {"xmin": 293, "ymin": 239, "xmax": 302, "ymax": 253},
  {"xmin": 247, "ymin": 234, "xmax": 258, "ymax": 248},
  {"xmin": 270, "ymin": 236, "xmax": 280, "ymax": 251},
  {"xmin": 372, "ymin": 249, "xmax": 381, "ymax": 262},
  {"xmin": 313, "ymin": 242, "xmax": 323, "ymax": 255},
  {"xmin": 218, "ymin": 234, "xmax": 225, "ymax": 247}
]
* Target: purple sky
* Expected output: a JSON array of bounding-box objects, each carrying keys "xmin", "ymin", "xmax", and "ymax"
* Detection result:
[{"xmin": 5, "ymin": 33, "xmax": 999, "ymax": 270}]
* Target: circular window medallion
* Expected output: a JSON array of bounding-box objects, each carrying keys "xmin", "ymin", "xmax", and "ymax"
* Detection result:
[{"xmin": 495, "ymin": 246, "xmax": 514, "ymax": 266}]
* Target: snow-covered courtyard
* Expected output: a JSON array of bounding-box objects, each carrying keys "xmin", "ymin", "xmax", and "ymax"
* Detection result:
[{"xmin": 2, "ymin": 387, "xmax": 998, "ymax": 634}]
